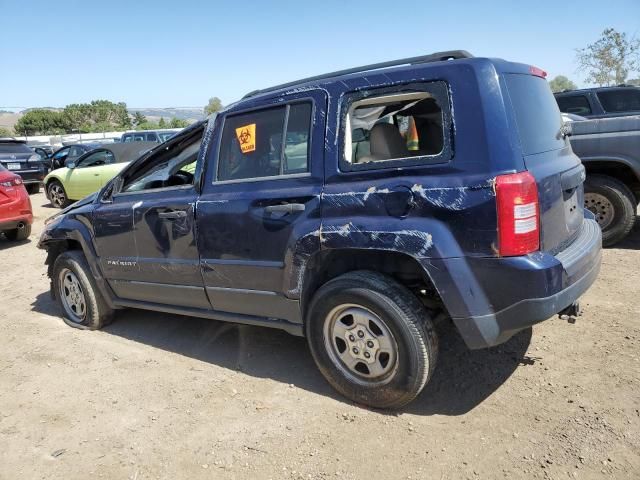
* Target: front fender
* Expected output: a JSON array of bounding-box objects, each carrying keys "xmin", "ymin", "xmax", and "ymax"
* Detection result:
[{"xmin": 39, "ymin": 214, "xmax": 117, "ymax": 309}]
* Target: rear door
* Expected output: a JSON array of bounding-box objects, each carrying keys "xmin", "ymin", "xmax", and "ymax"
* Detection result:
[
  {"xmin": 196, "ymin": 91, "xmax": 326, "ymax": 324},
  {"xmin": 504, "ymin": 72, "xmax": 584, "ymax": 253}
]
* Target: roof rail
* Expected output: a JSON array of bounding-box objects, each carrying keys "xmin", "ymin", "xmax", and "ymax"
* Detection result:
[{"xmin": 242, "ymin": 50, "xmax": 473, "ymax": 99}]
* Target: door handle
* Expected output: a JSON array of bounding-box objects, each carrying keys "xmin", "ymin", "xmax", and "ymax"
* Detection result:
[
  {"xmin": 264, "ymin": 203, "xmax": 306, "ymax": 214},
  {"xmin": 158, "ymin": 210, "xmax": 188, "ymax": 219}
]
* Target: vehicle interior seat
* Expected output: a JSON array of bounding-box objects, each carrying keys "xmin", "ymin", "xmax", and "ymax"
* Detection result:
[{"xmin": 357, "ymin": 123, "xmax": 408, "ymax": 163}]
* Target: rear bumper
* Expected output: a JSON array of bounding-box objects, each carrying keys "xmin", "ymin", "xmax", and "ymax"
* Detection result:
[
  {"xmin": 424, "ymin": 217, "xmax": 602, "ymax": 349},
  {"xmin": 16, "ymin": 170, "xmax": 46, "ymax": 184},
  {"xmin": 0, "ymin": 192, "xmax": 34, "ymax": 230},
  {"xmin": 0, "ymin": 216, "xmax": 32, "ymax": 230}
]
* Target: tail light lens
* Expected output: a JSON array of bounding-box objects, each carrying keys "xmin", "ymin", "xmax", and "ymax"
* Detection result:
[
  {"xmin": 496, "ymin": 171, "xmax": 540, "ymax": 256},
  {"xmin": 0, "ymin": 176, "xmax": 23, "ymax": 187}
]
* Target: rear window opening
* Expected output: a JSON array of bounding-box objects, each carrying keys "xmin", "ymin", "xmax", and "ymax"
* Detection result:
[{"xmin": 344, "ymin": 92, "xmax": 445, "ymax": 165}]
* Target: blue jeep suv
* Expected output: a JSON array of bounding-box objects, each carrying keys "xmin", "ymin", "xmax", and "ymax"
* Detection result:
[{"xmin": 39, "ymin": 51, "xmax": 601, "ymax": 408}]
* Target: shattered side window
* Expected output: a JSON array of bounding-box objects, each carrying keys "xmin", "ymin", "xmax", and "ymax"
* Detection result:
[{"xmin": 344, "ymin": 91, "xmax": 444, "ymax": 165}]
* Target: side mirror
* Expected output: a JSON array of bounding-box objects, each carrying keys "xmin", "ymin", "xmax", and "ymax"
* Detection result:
[{"xmin": 67, "ymin": 161, "xmax": 76, "ymax": 169}]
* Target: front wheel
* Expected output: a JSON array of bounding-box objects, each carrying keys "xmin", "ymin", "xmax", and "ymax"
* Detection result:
[
  {"xmin": 306, "ymin": 271, "xmax": 438, "ymax": 409},
  {"xmin": 584, "ymin": 174, "xmax": 636, "ymax": 247},
  {"xmin": 52, "ymin": 250, "xmax": 114, "ymax": 330},
  {"xmin": 47, "ymin": 180, "xmax": 71, "ymax": 209}
]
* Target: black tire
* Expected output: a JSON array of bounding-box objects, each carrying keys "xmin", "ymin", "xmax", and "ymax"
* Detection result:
[
  {"xmin": 306, "ymin": 270, "xmax": 438, "ymax": 409},
  {"xmin": 47, "ymin": 180, "xmax": 71, "ymax": 209},
  {"xmin": 3, "ymin": 224, "xmax": 31, "ymax": 241},
  {"xmin": 584, "ymin": 174, "xmax": 636, "ymax": 247},
  {"xmin": 52, "ymin": 250, "xmax": 114, "ymax": 330},
  {"xmin": 25, "ymin": 183, "xmax": 40, "ymax": 195}
]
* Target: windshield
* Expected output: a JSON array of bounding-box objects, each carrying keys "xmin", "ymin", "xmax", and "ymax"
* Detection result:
[
  {"xmin": 597, "ymin": 89, "xmax": 640, "ymax": 113},
  {"xmin": 0, "ymin": 143, "xmax": 32, "ymax": 154},
  {"xmin": 158, "ymin": 132, "xmax": 175, "ymax": 142}
]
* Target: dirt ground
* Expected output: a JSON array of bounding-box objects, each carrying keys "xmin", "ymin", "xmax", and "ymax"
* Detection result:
[{"xmin": 0, "ymin": 192, "xmax": 638, "ymax": 480}]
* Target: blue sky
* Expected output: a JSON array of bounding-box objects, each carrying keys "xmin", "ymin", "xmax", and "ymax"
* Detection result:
[{"xmin": 1, "ymin": 0, "xmax": 639, "ymax": 110}]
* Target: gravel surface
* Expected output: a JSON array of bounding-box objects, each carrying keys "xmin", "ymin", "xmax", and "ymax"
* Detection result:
[{"xmin": 1, "ymin": 192, "xmax": 638, "ymax": 479}]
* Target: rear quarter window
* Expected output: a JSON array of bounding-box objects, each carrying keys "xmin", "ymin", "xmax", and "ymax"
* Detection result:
[{"xmin": 505, "ymin": 75, "xmax": 565, "ymax": 156}]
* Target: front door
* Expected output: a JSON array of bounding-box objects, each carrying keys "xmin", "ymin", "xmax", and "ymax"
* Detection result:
[
  {"xmin": 93, "ymin": 124, "xmax": 209, "ymax": 309},
  {"xmin": 196, "ymin": 92, "xmax": 326, "ymax": 325}
]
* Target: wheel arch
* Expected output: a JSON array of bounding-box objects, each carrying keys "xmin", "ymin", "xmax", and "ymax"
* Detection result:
[
  {"xmin": 299, "ymin": 248, "xmax": 445, "ymax": 325},
  {"xmin": 582, "ymin": 158, "xmax": 640, "ymax": 202},
  {"xmin": 40, "ymin": 220, "xmax": 117, "ymax": 309}
]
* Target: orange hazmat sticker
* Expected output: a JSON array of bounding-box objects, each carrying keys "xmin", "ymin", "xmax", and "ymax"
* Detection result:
[{"xmin": 235, "ymin": 124, "xmax": 256, "ymax": 153}]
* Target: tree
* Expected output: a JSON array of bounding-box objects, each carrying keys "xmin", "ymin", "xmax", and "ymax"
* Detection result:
[
  {"xmin": 62, "ymin": 100, "xmax": 131, "ymax": 133},
  {"xmin": 158, "ymin": 117, "xmax": 166, "ymax": 128},
  {"xmin": 14, "ymin": 109, "xmax": 66, "ymax": 136},
  {"xmin": 576, "ymin": 28, "xmax": 640, "ymax": 86},
  {"xmin": 204, "ymin": 97, "xmax": 223, "ymax": 115},
  {"xmin": 0, "ymin": 127, "xmax": 12, "ymax": 137},
  {"xmin": 169, "ymin": 117, "xmax": 189, "ymax": 128},
  {"xmin": 548, "ymin": 75, "xmax": 578, "ymax": 93},
  {"xmin": 133, "ymin": 111, "xmax": 147, "ymax": 126},
  {"xmin": 62, "ymin": 103, "xmax": 93, "ymax": 133}
]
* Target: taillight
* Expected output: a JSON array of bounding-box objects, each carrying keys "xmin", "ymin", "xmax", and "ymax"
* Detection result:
[
  {"xmin": 0, "ymin": 176, "xmax": 22, "ymax": 187},
  {"xmin": 496, "ymin": 171, "xmax": 540, "ymax": 256}
]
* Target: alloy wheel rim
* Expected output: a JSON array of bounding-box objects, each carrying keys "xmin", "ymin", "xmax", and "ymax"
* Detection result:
[
  {"xmin": 50, "ymin": 184, "xmax": 65, "ymax": 207},
  {"xmin": 323, "ymin": 304, "xmax": 399, "ymax": 385},
  {"xmin": 584, "ymin": 193, "xmax": 615, "ymax": 229},
  {"xmin": 59, "ymin": 268, "xmax": 87, "ymax": 323}
]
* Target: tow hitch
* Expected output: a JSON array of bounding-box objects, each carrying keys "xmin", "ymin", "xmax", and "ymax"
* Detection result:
[{"xmin": 559, "ymin": 302, "xmax": 581, "ymax": 324}]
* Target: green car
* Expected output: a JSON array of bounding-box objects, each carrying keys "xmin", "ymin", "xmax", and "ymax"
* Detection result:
[{"xmin": 44, "ymin": 143, "xmax": 156, "ymax": 208}]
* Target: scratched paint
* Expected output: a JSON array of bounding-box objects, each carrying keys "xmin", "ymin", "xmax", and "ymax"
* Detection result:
[{"xmin": 321, "ymin": 222, "xmax": 434, "ymax": 258}]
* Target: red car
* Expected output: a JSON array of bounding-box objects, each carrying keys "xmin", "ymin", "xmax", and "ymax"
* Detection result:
[{"xmin": 0, "ymin": 164, "xmax": 33, "ymax": 241}]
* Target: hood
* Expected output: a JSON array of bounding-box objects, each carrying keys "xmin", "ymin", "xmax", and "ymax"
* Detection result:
[
  {"xmin": 46, "ymin": 191, "xmax": 99, "ymax": 225},
  {"xmin": 62, "ymin": 191, "xmax": 99, "ymax": 214}
]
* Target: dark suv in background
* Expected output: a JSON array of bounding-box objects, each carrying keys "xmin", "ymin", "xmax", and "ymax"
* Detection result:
[
  {"xmin": 0, "ymin": 140, "xmax": 49, "ymax": 194},
  {"xmin": 39, "ymin": 51, "xmax": 601, "ymax": 409},
  {"xmin": 555, "ymin": 85, "xmax": 640, "ymax": 119}
]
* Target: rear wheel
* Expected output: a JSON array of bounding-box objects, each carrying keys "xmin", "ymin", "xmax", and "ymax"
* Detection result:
[
  {"xmin": 584, "ymin": 174, "xmax": 636, "ymax": 247},
  {"xmin": 25, "ymin": 183, "xmax": 40, "ymax": 195},
  {"xmin": 3, "ymin": 224, "xmax": 31, "ymax": 241},
  {"xmin": 306, "ymin": 270, "xmax": 438, "ymax": 409},
  {"xmin": 47, "ymin": 180, "xmax": 70, "ymax": 209},
  {"xmin": 52, "ymin": 250, "xmax": 114, "ymax": 330}
]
